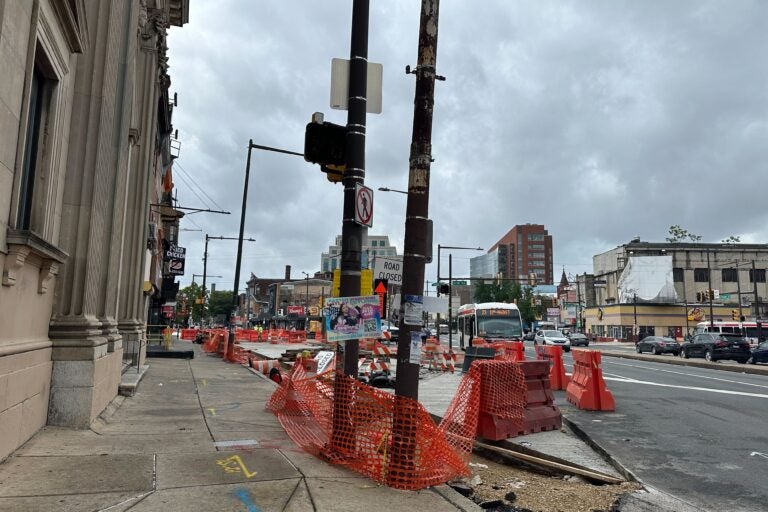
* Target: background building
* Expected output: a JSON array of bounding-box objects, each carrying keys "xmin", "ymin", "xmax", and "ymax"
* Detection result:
[
  {"xmin": 321, "ymin": 234, "xmax": 398, "ymax": 273},
  {"xmin": 488, "ymin": 224, "xmax": 554, "ymax": 285},
  {"xmin": 586, "ymin": 240, "xmax": 768, "ymax": 341},
  {"xmin": 0, "ymin": 0, "xmax": 188, "ymax": 460}
]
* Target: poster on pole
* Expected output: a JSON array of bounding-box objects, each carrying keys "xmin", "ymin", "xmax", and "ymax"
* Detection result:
[
  {"xmin": 404, "ymin": 295, "xmax": 423, "ymax": 325},
  {"xmin": 324, "ymin": 296, "xmax": 382, "ymax": 342}
]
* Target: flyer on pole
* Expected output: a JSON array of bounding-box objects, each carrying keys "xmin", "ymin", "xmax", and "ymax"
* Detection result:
[{"xmin": 324, "ymin": 296, "xmax": 382, "ymax": 342}]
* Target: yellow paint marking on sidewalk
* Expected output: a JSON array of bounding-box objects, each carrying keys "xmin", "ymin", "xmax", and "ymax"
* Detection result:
[
  {"xmin": 216, "ymin": 455, "xmax": 258, "ymax": 478},
  {"xmin": 201, "ymin": 379, "xmax": 208, "ymax": 386},
  {"xmin": 208, "ymin": 408, "xmax": 217, "ymax": 416}
]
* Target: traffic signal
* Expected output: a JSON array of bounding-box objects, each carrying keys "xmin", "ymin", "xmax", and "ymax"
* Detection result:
[
  {"xmin": 321, "ymin": 164, "xmax": 345, "ymax": 183},
  {"xmin": 304, "ymin": 120, "xmax": 347, "ymax": 166},
  {"xmin": 703, "ymin": 289, "xmax": 710, "ymax": 301},
  {"xmin": 438, "ymin": 283, "xmax": 450, "ymax": 295},
  {"xmin": 732, "ymin": 309, "xmax": 739, "ymax": 320}
]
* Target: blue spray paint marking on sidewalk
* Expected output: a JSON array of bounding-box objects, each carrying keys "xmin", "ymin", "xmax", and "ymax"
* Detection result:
[{"xmin": 234, "ymin": 488, "xmax": 261, "ymax": 512}]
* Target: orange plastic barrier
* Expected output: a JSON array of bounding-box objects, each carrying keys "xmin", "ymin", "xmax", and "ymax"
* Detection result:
[
  {"xmin": 267, "ymin": 358, "xmax": 493, "ymax": 490},
  {"xmin": 565, "ymin": 350, "xmax": 615, "ymax": 411},
  {"xmin": 475, "ymin": 360, "xmax": 528, "ymax": 440},
  {"xmin": 250, "ymin": 358, "xmax": 281, "ymax": 375},
  {"xmin": 180, "ymin": 329, "xmax": 197, "ymax": 340},
  {"xmin": 491, "ymin": 341, "xmax": 526, "ymax": 362},
  {"xmin": 517, "ymin": 360, "xmax": 562, "ymax": 435},
  {"xmin": 534, "ymin": 345, "xmax": 570, "ymax": 390},
  {"xmin": 201, "ymin": 331, "xmax": 218, "ymax": 353}
]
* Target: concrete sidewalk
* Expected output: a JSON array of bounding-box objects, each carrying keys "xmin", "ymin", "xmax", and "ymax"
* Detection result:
[{"xmin": 0, "ymin": 340, "xmax": 479, "ymax": 512}]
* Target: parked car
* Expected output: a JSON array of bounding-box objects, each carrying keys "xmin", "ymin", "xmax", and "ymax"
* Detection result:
[
  {"xmin": 534, "ymin": 330, "xmax": 571, "ymax": 352},
  {"xmin": 568, "ymin": 333, "xmax": 589, "ymax": 347},
  {"xmin": 636, "ymin": 336, "xmax": 680, "ymax": 356},
  {"xmin": 749, "ymin": 341, "xmax": 768, "ymax": 364},
  {"xmin": 679, "ymin": 333, "xmax": 751, "ymax": 363},
  {"xmin": 438, "ymin": 323, "xmax": 449, "ymax": 334},
  {"xmin": 523, "ymin": 331, "xmax": 535, "ymax": 341}
]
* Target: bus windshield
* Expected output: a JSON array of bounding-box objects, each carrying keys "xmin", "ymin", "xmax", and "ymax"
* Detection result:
[{"xmin": 476, "ymin": 310, "xmax": 523, "ymax": 338}]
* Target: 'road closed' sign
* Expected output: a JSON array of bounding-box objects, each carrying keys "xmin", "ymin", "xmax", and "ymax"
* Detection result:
[{"xmin": 373, "ymin": 256, "xmax": 403, "ymax": 285}]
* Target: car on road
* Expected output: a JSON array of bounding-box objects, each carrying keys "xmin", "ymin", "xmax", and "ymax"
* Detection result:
[
  {"xmin": 568, "ymin": 333, "xmax": 589, "ymax": 347},
  {"xmin": 749, "ymin": 341, "xmax": 768, "ymax": 364},
  {"xmin": 679, "ymin": 333, "xmax": 751, "ymax": 363},
  {"xmin": 534, "ymin": 330, "xmax": 571, "ymax": 351},
  {"xmin": 636, "ymin": 336, "xmax": 680, "ymax": 356}
]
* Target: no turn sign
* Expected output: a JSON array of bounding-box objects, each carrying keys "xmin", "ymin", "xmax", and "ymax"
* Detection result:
[{"xmin": 354, "ymin": 184, "xmax": 373, "ymax": 227}]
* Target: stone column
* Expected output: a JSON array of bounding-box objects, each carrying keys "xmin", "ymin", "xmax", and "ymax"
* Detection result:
[
  {"xmin": 117, "ymin": 3, "xmax": 163, "ymax": 370},
  {"xmin": 48, "ymin": 0, "xmax": 135, "ymax": 427}
]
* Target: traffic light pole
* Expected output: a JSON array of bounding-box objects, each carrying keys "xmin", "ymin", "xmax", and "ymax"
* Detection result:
[
  {"xmin": 338, "ymin": 0, "xmax": 369, "ymax": 375},
  {"xmin": 331, "ymin": 0, "xmax": 369, "ymax": 456}
]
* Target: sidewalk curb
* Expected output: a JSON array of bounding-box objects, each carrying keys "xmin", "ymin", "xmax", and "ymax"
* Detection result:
[
  {"xmin": 431, "ymin": 484, "xmax": 483, "ymax": 511},
  {"xmin": 560, "ymin": 415, "xmax": 640, "ymax": 484},
  {"xmin": 118, "ymin": 364, "xmax": 150, "ymax": 397}
]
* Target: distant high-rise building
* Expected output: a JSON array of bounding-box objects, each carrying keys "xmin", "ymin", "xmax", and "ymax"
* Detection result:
[
  {"xmin": 488, "ymin": 224, "xmax": 553, "ymax": 285},
  {"xmin": 320, "ymin": 235, "xmax": 399, "ymax": 274}
]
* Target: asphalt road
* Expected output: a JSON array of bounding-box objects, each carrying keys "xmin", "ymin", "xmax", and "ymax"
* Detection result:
[{"xmin": 554, "ymin": 344, "xmax": 768, "ymax": 512}]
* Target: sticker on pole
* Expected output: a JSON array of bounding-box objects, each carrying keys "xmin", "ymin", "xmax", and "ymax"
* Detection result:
[
  {"xmin": 354, "ymin": 184, "xmax": 373, "ymax": 227},
  {"xmin": 409, "ymin": 331, "xmax": 422, "ymax": 364},
  {"xmin": 404, "ymin": 295, "xmax": 423, "ymax": 325}
]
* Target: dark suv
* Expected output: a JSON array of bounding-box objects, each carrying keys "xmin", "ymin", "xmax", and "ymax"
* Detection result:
[{"xmin": 680, "ymin": 333, "xmax": 751, "ymax": 363}]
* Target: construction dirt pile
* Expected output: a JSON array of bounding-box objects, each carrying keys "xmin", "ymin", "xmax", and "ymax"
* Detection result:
[{"xmin": 450, "ymin": 454, "xmax": 642, "ymax": 512}]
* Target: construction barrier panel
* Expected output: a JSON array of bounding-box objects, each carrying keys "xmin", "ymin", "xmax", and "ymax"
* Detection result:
[
  {"xmin": 475, "ymin": 360, "xmax": 528, "ymax": 441},
  {"xmin": 491, "ymin": 341, "xmax": 525, "ymax": 362},
  {"xmin": 566, "ymin": 350, "xmax": 615, "ymax": 411},
  {"xmin": 250, "ymin": 358, "xmax": 281, "ymax": 375},
  {"xmin": 180, "ymin": 329, "xmax": 197, "ymax": 340},
  {"xmin": 517, "ymin": 360, "xmax": 562, "ymax": 435},
  {"xmin": 267, "ymin": 358, "xmax": 494, "ymax": 490},
  {"xmin": 534, "ymin": 345, "xmax": 570, "ymax": 390}
]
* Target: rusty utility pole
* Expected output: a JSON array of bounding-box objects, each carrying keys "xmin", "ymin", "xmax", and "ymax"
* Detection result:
[
  {"xmin": 389, "ymin": 0, "xmax": 442, "ymax": 486},
  {"xmin": 395, "ymin": 0, "xmax": 442, "ymax": 401}
]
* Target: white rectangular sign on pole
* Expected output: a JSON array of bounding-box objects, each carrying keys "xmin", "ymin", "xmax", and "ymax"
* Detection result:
[
  {"xmin": 330, "ymin": 58, "xmax": 383, "ymax": 114},
  {"xmin": 373, "ymin": 256, "xmax": 403, "ymax": 286}
]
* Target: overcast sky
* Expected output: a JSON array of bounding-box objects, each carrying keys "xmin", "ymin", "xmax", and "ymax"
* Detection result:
[{"xmin": 167, "ymin": 1, "xmax": 768, "ymax": 294}]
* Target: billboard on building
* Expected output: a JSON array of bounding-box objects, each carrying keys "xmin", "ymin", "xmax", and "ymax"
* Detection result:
[{"xmin": 618, "ymin": 256, "xmax": 678, "ymax": 303}]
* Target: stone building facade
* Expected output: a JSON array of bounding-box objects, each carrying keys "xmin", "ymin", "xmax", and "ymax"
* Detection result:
[{"xmin": 0, "ymin": 0, "xmax": 188, "ymax": 460}]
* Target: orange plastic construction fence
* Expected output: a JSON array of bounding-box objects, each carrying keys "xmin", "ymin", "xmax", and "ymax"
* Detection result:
[{"xmin": 267, "ymin": 358, "xmax": 503, "ymax": 490}]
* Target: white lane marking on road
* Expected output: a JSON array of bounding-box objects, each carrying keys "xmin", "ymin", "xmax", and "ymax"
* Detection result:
[
  {"xmin": 592, "ymin": 359, "xmax": 768, "ymax": 390},
  {"xmin": 751, "ymin": 452, "xmax": 768, "ymax": 459},
  {"xmin": 601, "ymin": 376, "xmax": 768, "ymax": 399}
]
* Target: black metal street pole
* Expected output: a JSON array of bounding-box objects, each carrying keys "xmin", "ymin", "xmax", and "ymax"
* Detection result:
[
  {"xmin": 395, "ymin": 0, "xmax": 441, "ymax": 401},
  {"xmin": 633, "ymin": 293, "xmax": 638, "ymax": 343},
  {"xmin": 331, "ymin": 0, "xmax": 369, "ymax": 456},
  {"xmin": 448, "ymin": 254, "xmax": 453, "ymax": 350},
  {"xmin": 753, "ymin": 260, "xmax": 763, "ymax": 341},
  {"xmin": 202, "ymin": 236, "xmax": 209, "ymax": 323},
  {"xmin": 707, "ymin": 248, "xmax": 714, "ymax": 329},
  {"xmin": 229, "ymin": 141, "xmax": 254, "ymax": 346},
  {"xmin": 338, "ymin": 0, "xmax": 369, "ymax": 375}
]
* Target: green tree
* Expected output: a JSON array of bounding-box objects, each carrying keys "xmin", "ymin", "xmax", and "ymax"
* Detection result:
[
  {"xmin": 208, "ymin": 290, "xmax": 234, "ymax": 318},
  {"xmin": 178, "ymin": 283, "xmax": 204, "ymax": 324},
  {"xmin": 721, "ymin": 235, "xmax": 741, "ymax": 243},
  {"xmin": 665, "ymin": 225, "xmax": 702, "ymax": 242}
]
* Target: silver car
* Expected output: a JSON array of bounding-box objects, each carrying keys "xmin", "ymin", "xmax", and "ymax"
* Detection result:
[{"xmin": 534, "ymin": 329, "xmax": 571, "ymax": 352}]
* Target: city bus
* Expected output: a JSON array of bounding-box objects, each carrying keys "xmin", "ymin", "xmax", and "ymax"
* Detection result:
[
  {"xmin": 456, "ymin": 302, "xmax": 524, "ymax": 349},
  {"xmin": 693, "ymin": 321, "xmax": 765, "ymax": 345}
]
